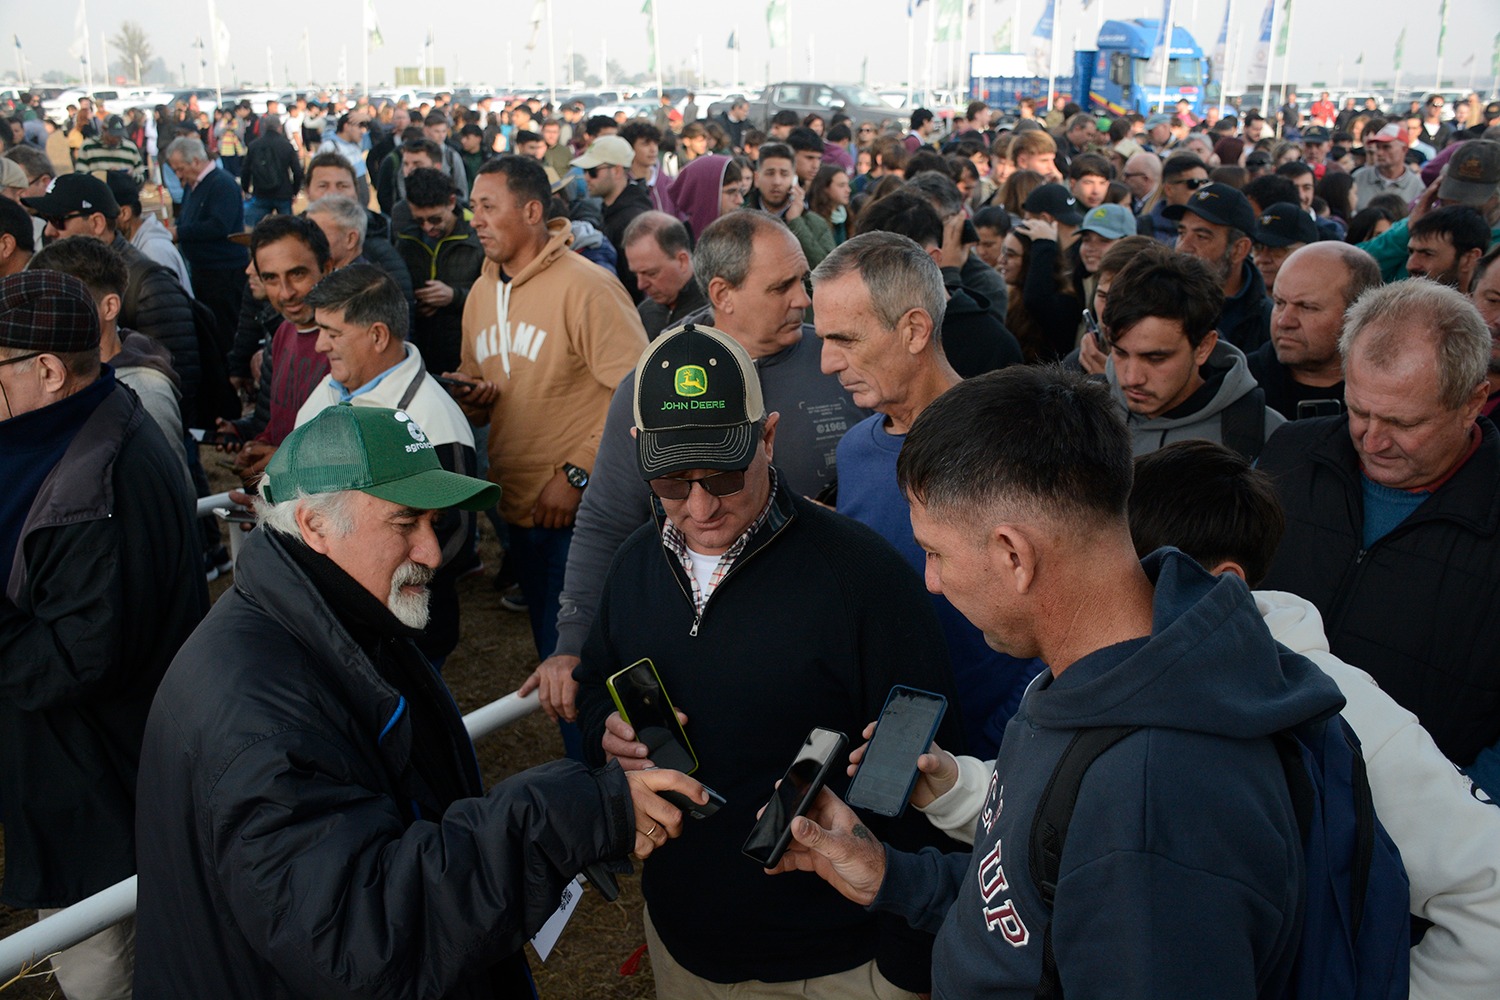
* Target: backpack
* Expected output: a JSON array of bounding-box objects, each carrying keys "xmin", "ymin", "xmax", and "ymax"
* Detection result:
[
  {"xmin": 248, "ymin": 140, "xmax": 285, "ymax": 194},
  {"xmin": 124, "ymin": 262, "xmax": 241, "ymax": 429},
  {"xmin": 1029, "ymin": 718, "xmax": 1410, "ymax": 1000},
  {"xmin": 1221, "ymin": 385, "xmax": 1271, "ymax": 462}
]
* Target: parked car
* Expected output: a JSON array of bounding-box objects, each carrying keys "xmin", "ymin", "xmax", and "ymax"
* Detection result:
[{"xmin": 707, "ymin": 82, "xmax": 902, "ymax": 131}]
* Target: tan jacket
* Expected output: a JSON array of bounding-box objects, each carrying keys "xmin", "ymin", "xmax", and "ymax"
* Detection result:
[{"xmin": 460, "ymin": 218, "xmax": 647, "ymax": 525}]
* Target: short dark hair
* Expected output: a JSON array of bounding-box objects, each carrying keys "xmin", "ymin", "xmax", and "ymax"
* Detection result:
[
  {"xmin": 305, "ymin": 263, "xmax": 409, "ymax": 341},
  {"xmin": 770, "ymin": 109, "xmax": 799, "ymax": 128},
  {"xmin": 404, "ymin": 167, "xmax": 456, "ymax": 209},
  {"xmin": 250, "ymin": 214, "xmax": 332, "ymax": 271},
  {"xmin": 1274, "ymin": 160, "xmax": 1314, "ymax": 181},
  {"xmin": 401, "ymin": 137, "xmax": 444, "ymax": 164},
  {"xmin": 787, "ymin": 126, "xmax": 824, "ymax": 154},
  {"xmin": 513, "ymin": 129, "xmax": 541, "ymax": 146},
  {"xmin": 742, "ymin": 128, "xmax": 767, "ymax": 148},
  {"xmin": 854, "ymin": 190, "xmax": 944, "ymax": 247},
  {"xmin": 30, "ymin": 235, "xmax": 128, "ymax": 300},
  {"xmin": 620, "ymin": 120, "xmax": 662, "ymax": 146},
  {"xmin": 897, "ymin": 365, "xmax": 1134, "ymax": 524},
  {"xmin": 423, "ymin": 110, "xmax": 449, "ymax": 127},
  {"xmin": 973, "ymin": 204, "xmax": 1010, "ymax": 236},
  {"xmin": 910, "ymin": 108, "xmax": 934, "ymax": 130},
  {"xmin": 827, "ymin": 122, "xmax": 852, "ymax": 144},
  {"xmin": 1068, "ymin": 153, "xmax": 1113, "ymax": 181},
  {"xmin": 1242, "ymin": 174, "xmax": 1300, "ymax": 213},
  {"xmin": 1161, "ymin": 153, "xmax": 1207, "ymax": 181},
  {"xmin": 757, "ymin": 142, "xmax": 794, "ymax": 168},
  {"xmin": 585, "ymin": 114, "xmax": 616, "ymax": 138},
  {"xmin": 0, "ymin": 194, "xmax": 35, "ymax": 252},
  {"xmin": 1128, "ymin": 440, "xmax": 1285, "ymax": 586},
  {"xmin": 306, "ymin": 151, "xmax": 357, "ymax": 188},
  {"xmin": 477, "ymin": 154, "xmax": 552, "ymax": 212},
  {"xmin": 903, "ymin": 149, "xmax": 948, "ymax": 180},
  {"xmin": 1103, "ymin": 244, "xmax": 1223, "ymax": 348},
  {"xmin": 1409, "ymin": 205, "xmax": 1493, "ymax": 260}
]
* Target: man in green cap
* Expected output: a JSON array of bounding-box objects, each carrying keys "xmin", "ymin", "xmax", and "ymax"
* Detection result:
[{"xmin": 133, "ymin": 402, "xmax": 708, "ymax": 999}]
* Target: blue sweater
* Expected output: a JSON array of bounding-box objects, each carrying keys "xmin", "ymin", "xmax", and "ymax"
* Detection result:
[
  {"xmin": 836, "ymin": 413, "xmax": 1044, "ymax": 756},
  {"xmin": 874, "ymin": 551, "xmax": 1346, "ymax": 998},
  {"xmin": 177, "ymin": 165, "xmax": 250, "ymax": 271}
]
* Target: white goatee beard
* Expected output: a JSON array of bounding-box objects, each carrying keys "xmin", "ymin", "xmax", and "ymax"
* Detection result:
[{"xmin": 387, "ymin": 562, "xmax": 435, "ymax": 629}]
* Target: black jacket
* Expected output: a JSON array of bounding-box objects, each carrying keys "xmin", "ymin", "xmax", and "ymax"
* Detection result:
[
  {"xmin": 1258, "ymin": 415, "xmax": 1500, "ymax": 765},
  {"xmin": 1217, "ymin": 259, "xmax": 1273, "ymax": 354},
  {"xmin": 942, "ymin": 286, "xmax": 1023, "ymax": 377},
  {"xmin": 0, "ymin": 375, "xmax": 206, "ymax": 908},
  {"xmin": 396, "ymin": 217, "xmax": 486, "ymax": 375},
  {"xmin": 574, "ymin": 475, "xmax": 963, "ymax": 991},
  {"xmin": 115, "ymin": 232, "xmax": 202, "ymax": 413},
  {"xmin": 602, "ymin": 182, "xmax": 653, "ymax": 302},
  {"xmin": 1245, "ymin": 341, "xmax": 1345, "ymax": 421},
  {"xmin": 241, "ymin": 130, "xmax": 304, "ymax": 200},
  {"xmin": 134, "ymin": 527, "xmax": 639, "ymax": 999}
]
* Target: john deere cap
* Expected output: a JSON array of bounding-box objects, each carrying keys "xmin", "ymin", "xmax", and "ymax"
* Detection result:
[
  {"xmin": 633, "ymin": 323, "xmax": 765, "ymax": 479},
  {"xmin": 261, "ymin": 403, "xmax": 500, "ymax": 511},
  {"xmin": 1078, "ymin": 203, "xmax": 1136, "ymax": 240}
]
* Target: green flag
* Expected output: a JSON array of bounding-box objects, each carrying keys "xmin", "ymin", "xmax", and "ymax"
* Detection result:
[
  {"xmin": 1275, "ymin": 0, "xmax": 1292, "ymax": 58},
  {"xmin": 1492, "ymin": 30, "xmax": 1500, "ymax": 76},
  {"xmin": 935, "ymin": 0, "xmax": 963, "ymax": 43},
  {"xmin": 1436, "ymin": 0, "xmax": 1448, "ymax": 59},
  {"xmin": 1394, "ymin": 27, "xmax": 1405, "ymax": 72},
  {"xmin": 642, "ymin": 0, "xmax": 656, "ymax": 73},
  {"xmin": 766, "ymin": 0, "xmax": 788, "ymax": 49}
]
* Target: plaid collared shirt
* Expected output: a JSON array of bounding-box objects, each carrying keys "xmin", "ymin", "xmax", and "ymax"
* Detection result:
[{"xmin": 660, "ymin": 468, "xmax": 779, "ymax": 618}]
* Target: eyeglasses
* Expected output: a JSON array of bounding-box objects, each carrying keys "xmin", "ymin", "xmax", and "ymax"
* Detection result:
[
  {"xmin": 44, "ymin": 211, "xmax": 90, "ymax": 229},
  {"xmin": 410, "ymin": 211, "xmax": 450, "ymax": 228},
  {"xmin": 648, "ymin": 468, "xmax": 747, "ymax": 501},
  {"xmin": 1167, "ymin": 177, "xmax": 1211, "ymax": 190},
  {"xmin": 0, "ymin": 351, "xmax": 40, "ymax": 370}
]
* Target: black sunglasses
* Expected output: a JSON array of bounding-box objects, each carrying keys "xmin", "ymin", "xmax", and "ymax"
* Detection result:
[
  {"xmin": 1169, "ymin": 177, "xmax": 1211, "ymax": 190},
  {"xmin": 44, "ymin": 210, "xmax": 91, "ymax": 228},
  {"xmin": 649, "ymin": 468, "xmax": 747, "ymax": 501}
]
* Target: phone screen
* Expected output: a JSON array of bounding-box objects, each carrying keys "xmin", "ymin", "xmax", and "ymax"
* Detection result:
[
  {"xmin": 846, "ymin": 687, "xmax": 948, "ymax": 817},
  {"xmin": 607, "ymin": 659, "xmax": 697, "ymax": 774},
  {"xmin": 742, "ymin": 727, "xmax": 848, "ymax": 867}
]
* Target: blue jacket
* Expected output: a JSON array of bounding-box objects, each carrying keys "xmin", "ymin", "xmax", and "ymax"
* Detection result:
[
  {"xmin": 176, "ymin": 164, "xmax": 250, "ymax": 271},
  {"xmin": 875, "ymin": 550, "xmax": 1346, "ymax": 999}
]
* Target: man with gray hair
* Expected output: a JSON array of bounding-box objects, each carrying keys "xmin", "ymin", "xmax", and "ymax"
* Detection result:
[
  {"xmin": 1260, "ymin": 279, "xmax": 1500, "ymax": 774},
  {"xmin": 814, "ymin": 232, "xmax": 1043, "ymax": 753},
  {"xmin": 134, "ymin": 402, "xmax": 706, "ymax": 999},
  {"xmin": 520, "ymin": 210, "xmax": 864, "ymax": 726},
  {"xmin": 623, "ymin": 210, "xmax": 705, "ymax": 339},
  {"xmin": 304, "ymin": 193, "xmax": 416, "ymax": 315},
  {"xmin": 165, "ymin": 133, "xmax": 249, "ymax": 351}
]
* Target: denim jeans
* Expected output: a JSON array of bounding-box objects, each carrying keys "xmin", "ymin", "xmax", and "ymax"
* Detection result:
[
  {"xmin": 505, "ymin": 522, "xmax": 582, "ymax": 760},
  {"xmin": 244, "ymin": 196, "xmax": 293, "ymax": 229}
]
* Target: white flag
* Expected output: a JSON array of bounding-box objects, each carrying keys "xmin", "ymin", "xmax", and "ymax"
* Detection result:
[
  {"xmin": 364, "ymin": 0, "xmax": 384, "ymax": 49},
  {"xmin": 214, "ymin": 14, "xmax": 231, "ymax": 66},
  {"xmin": 66, "ymin": 0, "xmax": 87, "ymax": 61},
  {"xmin": 1027, "ymin": 0, "xmax": 1054, "ymax": 77},
  {"xmin": 525, "ymin": 0, "xmax": 544, "ymax": 52}
]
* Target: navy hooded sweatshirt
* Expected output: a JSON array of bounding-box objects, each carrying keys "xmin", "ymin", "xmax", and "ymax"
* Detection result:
[{"xmin": 874, "ymin": 549, "xmax": 1346, "ymax": 999}]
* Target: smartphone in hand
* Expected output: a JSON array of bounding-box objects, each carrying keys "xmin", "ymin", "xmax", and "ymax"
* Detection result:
[
  {"xmin": 743, "ymin": 727, "xmax": 848, "ymax": 867},
  {"xmin": 607, "ymin": 658, "xmax": 698, "ymax": 774},
  {"xmin": 846, "ymin": 687, "xmax": 948, "ymax": 818}
]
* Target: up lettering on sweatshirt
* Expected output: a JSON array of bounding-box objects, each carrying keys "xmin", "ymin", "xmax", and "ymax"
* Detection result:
[{"xmin": 976, "ymin": 771, "xmax": 1031, "ymax": 947}]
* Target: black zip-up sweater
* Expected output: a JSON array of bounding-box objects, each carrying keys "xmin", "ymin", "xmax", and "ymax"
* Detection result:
[{"xmin": 575, "ymin": 474, "xmax": 964, "ymax": 991}]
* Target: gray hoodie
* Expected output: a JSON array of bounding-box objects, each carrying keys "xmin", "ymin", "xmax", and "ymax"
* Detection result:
[{"xmin": 1107, "ymin": 339, "xmax": 1284, "ymax": 458}]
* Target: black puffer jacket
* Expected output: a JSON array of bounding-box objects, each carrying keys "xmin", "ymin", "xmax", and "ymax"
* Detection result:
[
  {"xmin": 1, "ymin": 374, "xmax": 206, "ymax": 908},
  {"xmin": 1259, "ymin": 415, "xmax": 1500, "ymax": 765},
  {"xmin": 114, "ymin": 233, "xmax": 202, "ymax": 412},
  {"xmin": 134, "ymin": 527, "xmax": 636, "ymax": 999}
]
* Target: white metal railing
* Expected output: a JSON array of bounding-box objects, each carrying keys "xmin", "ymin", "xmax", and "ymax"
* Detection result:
[{"xmin": 0, "ymin": 690, "xmax": 541, "ymax": 980}]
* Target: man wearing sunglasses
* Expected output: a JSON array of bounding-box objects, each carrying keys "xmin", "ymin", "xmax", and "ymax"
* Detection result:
[
  {"xmin": 574, "ymin": 322, "xmax": 960, "ymax": 999},
  {"xmin": 1139, "ymin": 152, "xmax": 1209, "ymax": 245},
  {"xmin": 394, "ymin": 167, "xmax": 485, "ymax": 378},
  {"xmin": 0, "ymin": 270, "xmax": 206, "ymax": 997}
]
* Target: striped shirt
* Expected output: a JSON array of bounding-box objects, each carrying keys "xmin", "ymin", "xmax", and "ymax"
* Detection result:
[{"xmin": 75, "ymin": 138, "xmax": 145, "ymax": 182}]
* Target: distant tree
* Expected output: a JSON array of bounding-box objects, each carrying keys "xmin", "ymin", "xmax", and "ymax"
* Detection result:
[
  {"xmin": 569, "ymin": 53, "xmax": 588, "ymax": 85},
  {"xmin": 111, "ymin": 21, "xmax": 153, "ymax": 86}
]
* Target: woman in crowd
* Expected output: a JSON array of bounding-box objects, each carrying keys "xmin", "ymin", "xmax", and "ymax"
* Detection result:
[
  {"xmin": 997, "ymin": 168, "xmax": 1045, "ymax": 227},
  {"xmin": 1001, "ymin": 223, "xmax": 1071, "ymax": 362},
  {"xmin": 669, "ymin": 154, "xmax": 744, "ymax": 242},
  {"xmin": 973, "ymin": 205, "xmax": 1009, "ymax": 270},
  {"xmin": 807, "ymin": 165, "xmax": 854, "ymax": 246},
  {"xmin": 1317, "ymin": 172, "xmax": 1357, "ymax": 228}
]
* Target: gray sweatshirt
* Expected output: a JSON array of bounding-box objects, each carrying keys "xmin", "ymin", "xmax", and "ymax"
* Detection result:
[{"xmin": 552, "ymin": 325, "xmax": 865, "ymax": 657}]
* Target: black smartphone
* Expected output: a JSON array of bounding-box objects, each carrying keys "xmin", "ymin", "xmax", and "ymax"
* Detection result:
[
  {"xmin": 434, "ymin": 374, "xmax": 474, "ymax": 393},
  {"xmin": 846, "ymin": 686, "xmax": 948, "ymax": 818},
  {"xmin": 742, "ymin": 727, "xmax": 848, "ymax": 867},
  {"xmin": 606, "ymin": 659, "xmax": 697, "ymax": 774},
  {"xmin": 1296, "ymin": 399, "xmax": 1342, "ymax": 419},
  {"xmin": 657, "ymin": 785, "xmax": 726, "ymax": 820},
  {"xmin": 212, "ymin": 505, "xmax": 257, "ymax": 526},
  {"xmin": 1082, "ymin": 308, "xmax": 1109, "ymax": 354}
]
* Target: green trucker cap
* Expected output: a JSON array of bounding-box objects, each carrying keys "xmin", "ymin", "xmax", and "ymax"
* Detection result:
[{"xmin": 261, "ymin": 403, "xmax": 499, "ymax": 511}]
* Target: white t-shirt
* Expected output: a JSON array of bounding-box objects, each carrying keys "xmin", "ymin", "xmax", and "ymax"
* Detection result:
[{"xmin": 685, "ymin": 547, "xmax": 721, "ymax": 600}]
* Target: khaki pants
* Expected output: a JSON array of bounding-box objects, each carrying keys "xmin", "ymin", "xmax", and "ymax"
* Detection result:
[
  {"xmin": 643, "ymin": 906, "xmax": 920, "ymax": 1000},
  {"xmin": 35, "ymin": 910, "xmax": 134, "ymax": 1000}
]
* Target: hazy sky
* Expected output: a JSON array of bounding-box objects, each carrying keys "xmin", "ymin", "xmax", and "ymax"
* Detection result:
[{"xmin": 4, "ymin": 0, "xmax": 1497, "ymax": 97}]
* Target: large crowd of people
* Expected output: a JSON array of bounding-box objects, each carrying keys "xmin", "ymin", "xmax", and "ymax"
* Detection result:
[{"xmin": 2, "ymin": 78, "xmax": 1500, "ymax": 1000}]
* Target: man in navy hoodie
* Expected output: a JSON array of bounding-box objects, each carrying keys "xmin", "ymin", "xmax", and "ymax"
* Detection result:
[{"xmin": 769, "ymin": 365, "xmax": 1346, "ymax": 998}]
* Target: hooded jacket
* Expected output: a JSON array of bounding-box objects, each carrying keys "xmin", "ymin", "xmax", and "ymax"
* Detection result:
[
  {"xmin": 459, "ymin": 217, "xmax": 647, "ymax": 525},
  {"xmin": 876, "ymin": 551, "xmax": 1345, "ymax": 999},
  {"xmin": 134, "ymin": 528, "xmax": 636, "ymax": 999},
  {"xmin": 919, "ymin": 587, "xmax": 1500, "ymax": 1000},
  {"xmin": 669, "ymin": 154, "xmax": 732, "ymax": 240},
  {"xmin": 1107, "ymin": 339, "xmax": 1285, "ymax": 458},
  {"xmin": 601, "ymin": 181, "xmax": 653, "ymax": 299},
  {"xmin": 114, "ymin": 329, "xmax": 189, "ymax": 482},
  {"xmin": 113, "ymin": 232, "xmax": 202, "ymax": 413},
  {"xmin": 396, "ymin": 214, "xmax": 485, "ymax": 376}
]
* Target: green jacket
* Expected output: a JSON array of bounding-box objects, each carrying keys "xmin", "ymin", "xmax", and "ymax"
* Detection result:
[{"xmin": 1359, "ymin": 216, "xmax": 1500, "ymax": 282}]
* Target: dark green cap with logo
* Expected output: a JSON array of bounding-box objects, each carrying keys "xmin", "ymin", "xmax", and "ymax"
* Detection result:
[
  {"xmin": 632, "ymin": 322, "xmax": 766, "ymax": 479},
  {"xmin": 261, "ymin": 403, "xmax": 499, "ymax": 511}
]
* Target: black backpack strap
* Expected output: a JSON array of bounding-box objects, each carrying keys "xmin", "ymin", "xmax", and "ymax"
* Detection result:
[
  {"xmin": 1340, "ymin": 719, "xmax": 1376, "ymax": 940},
  {"xmin": 1030, "ymin": 725, "xmax": 1141, "ymax": 1000},
  {"xmin": 1220, "ymin": 386, "xmax": 1269, "ymax": 462}
]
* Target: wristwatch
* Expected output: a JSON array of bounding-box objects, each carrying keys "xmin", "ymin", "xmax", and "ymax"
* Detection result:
[{"xmin": 562, "ymin": 463, "xmax": 589, "ymax": 490}]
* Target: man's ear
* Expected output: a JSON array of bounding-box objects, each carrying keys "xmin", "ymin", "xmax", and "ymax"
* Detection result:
[
  {"xmin": 707, "ymin": 275, "xmax": 735, "ymax": 314},
  {"xmin": 295, "ymin": 501, "xmax": 334, "ymax": 554},
  {"xmin": 99, "ymin": 292, "xmax": 122, "ymax": 325},
  {"xmin": 990, "ymin": 522, "xmax": 1040, "ymax": 596},
  {"xmin": 1207, "ymin": 559, "xmax": 1248, "ymax": 582}
]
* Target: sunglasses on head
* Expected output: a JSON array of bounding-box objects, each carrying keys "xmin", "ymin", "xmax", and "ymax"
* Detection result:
[{"xmin": 649, "ymin": 468, "xmax": 747, "ymax": 501}]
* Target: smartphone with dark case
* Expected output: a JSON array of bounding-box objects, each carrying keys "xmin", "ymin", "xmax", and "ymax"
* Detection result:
[
  {"xmin": 846, "ymin": 686, "xmax": 948, "ymax": 818},
  {"xmin": 742, "ymin": 727, "xmax": 848, "ymax": 867},
  {"xmin": 606, "ymin": 658, "xmax": 698, "ymax": 774}
]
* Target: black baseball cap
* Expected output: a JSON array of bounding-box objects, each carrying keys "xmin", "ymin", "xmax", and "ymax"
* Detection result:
[
  {"xmin": 21, "ymin": 173, "xmax": 119, "ymax": 220},
  {"xmin": 1301, "ymin": 126, "xmax": 1331, "ymax": 144},
  {"xmin": 0, "ymin": 271, "xmax": 101, "ymax": 353},
  {"xmin": 1022, "ymin": 183, "xmax": 1084, "ymax": 226},
  {"xmin": 633, "ymin": 323, "xmax": 766, "ymax": 479},
  {"xmin": 104, "ymin": 171, "xmax": 142, "ymax": 211},
  {"xmin": 104, "ymin": 114, "xmax": 127, "ymax": 136},
  {"xmin": 1255, "ymin": 203, "xmax": 1317, "ymax": 247},
  {"xmin": 1163, "ymin": 182, "xmax": 1258, "ymax": 235}
]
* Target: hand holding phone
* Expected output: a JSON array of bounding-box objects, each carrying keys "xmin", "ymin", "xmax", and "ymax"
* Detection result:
[
  {"xmin": 743, "ymin": 727, "xmax": 847, "ymax": 867},
  {"xmin": 845, "ymin": 687, "xmax": 947, "ymax": 817},
  {"xmin": 606, "ymin": 659, "xmax": 698, "ymax": 774},
  {"xmin": 758, "ymin": 784, "xmax": 888, "ymax": 906}
]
